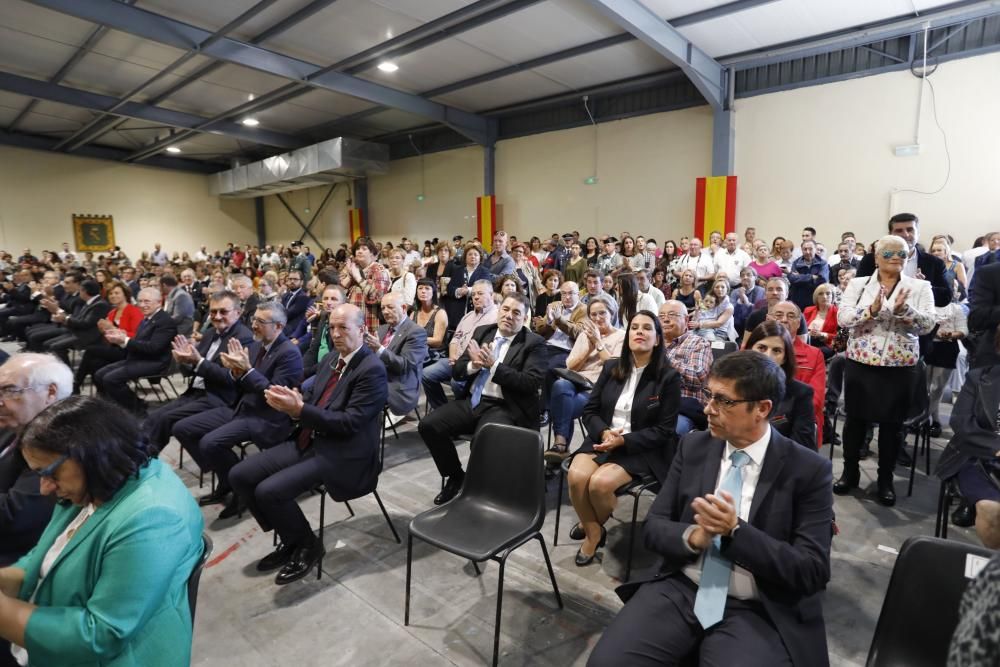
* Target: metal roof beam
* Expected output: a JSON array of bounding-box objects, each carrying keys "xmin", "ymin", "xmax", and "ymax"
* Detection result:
[
  {"xmin": 23, "ymin": 0, "xmax": 493, "ymax": 146},
  {"xmin": 671, "ymin": 0, "xmax": 778, "ymax": 27},
  {"xmin": 580, "ymin": 0, "xmax": 724, "ymax": 109},
  {"xmin": 0, "ymin": 71, "xmax": 301, "ymax": 149}
]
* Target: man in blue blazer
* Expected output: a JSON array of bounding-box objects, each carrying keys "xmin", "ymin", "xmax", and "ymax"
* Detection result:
[
  {"xmin": 230, "ymin": 303, "xmax": 388, "ymax": 584},
  {"xmin": 588, "ymin": 352, "xmax": 833, "ymax": 667},
  {"xmin": 280, "ymin": 269, "xmax": 312, "ymax": 340},
  {"xmin": 142, "ymin": 289, "xmax": 254, "ymax": 452},
  {"xmin": 95, "ymin": 287, "xmax": 178, "ymax": 414},
  {"xmin": 368, "ymin": 293, "xmax": 427, "ymax": 419},
  {"xmin": 173, "ymin": 301, "xmax": 303, "ymax": 519}
]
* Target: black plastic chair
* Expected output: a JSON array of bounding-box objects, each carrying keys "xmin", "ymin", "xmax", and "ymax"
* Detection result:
[
  {"xmin": 404, "ymin": 424, "xmax": 562, "ymax": 667},
  {"xmin": 906, "ymin": 360, "xmax": 932, "ymax": 497},
  {"xmin": 709, "ymin": 340, "xmax": 738, "ymax": 362},
  {"xmin": 188, "ymin": 533, "xmax": 213, "ymax": 625},
  {"xmin": 552, "ymin": 453, "xmax": 659, "ymax": 581},
  {"xmin": 934, "ymin": 478, "xmax": 963, "ymax": 539},
  {"xmin": 314, "ymin": 422, "xmax": 401, "ymax": 580},
  {"xmin": 866, "ymin": 535, "xmax": 993, "ymax": 667}
]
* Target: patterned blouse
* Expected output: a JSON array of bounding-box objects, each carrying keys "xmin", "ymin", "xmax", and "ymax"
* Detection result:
[{"xmin": 837, "ymin": 274, "xmax": 935, "ymax": 367}]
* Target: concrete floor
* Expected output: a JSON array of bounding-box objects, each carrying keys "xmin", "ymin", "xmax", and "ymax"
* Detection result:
[{"xmin": 152, "ymin": 395, "xmax": 978, "ymax": 667}]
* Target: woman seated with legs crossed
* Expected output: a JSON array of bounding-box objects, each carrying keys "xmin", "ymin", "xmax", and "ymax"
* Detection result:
[
  {"xmin": 567, "ymin": 310, "xmax": 681, "ymax": 566},
  {"xmin": 543, "ymin": 296, "xmax": 625, "ymax": 463}
]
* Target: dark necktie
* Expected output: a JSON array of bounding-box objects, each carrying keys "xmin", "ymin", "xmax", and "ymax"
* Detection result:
[
  {"xmin": 296, "ymin": 358, "xmax": 347, "ymax": 451},
  {"xmin": 254, "ymin": 344, "xmax": 268, "ymax": 367},
  {"xmin": 381, "ymin": 327, "xmax": 395, "ymax": 347}
]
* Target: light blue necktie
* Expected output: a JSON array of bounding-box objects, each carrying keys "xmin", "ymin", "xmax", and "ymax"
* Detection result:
[
  {"xmin": 470, "ymin": 336, "xmax": 507, "ymax": 408},
  {"xmin": 693, "ymin": 449, "xmax": 751, "ymax": 629}
]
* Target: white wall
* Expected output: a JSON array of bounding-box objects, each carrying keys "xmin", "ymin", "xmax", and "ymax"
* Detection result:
[{"xmin": 0, "ymin": 145, "xmax": 256, "ymax": 258}]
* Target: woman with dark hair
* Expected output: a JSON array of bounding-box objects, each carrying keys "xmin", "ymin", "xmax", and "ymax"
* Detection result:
[
  {"xmin": 584, "ymin": 237, "xmax": 600, "ymax": 268},
  {"xmin": 0, "ymin": 396, "xmax": 203, "ymax": 666},
  {"xmin": 620, "ymin": 236, "xmax": 647, "ymax": 273},
  {"xmin": 615, "ymin": 271, "xmax": 657, "ymax": 327},
  {"xmin": 444, "ymin": 243, "xmax": 490, "ymax": 329},
  {"xmin": 509, "ymin": 242, "xmax": 539, "ymax": 305},
  {"xmin": 533, "ymin": 269, "xmax": 562, "ymax": 318},
  {"xmin": 411, "ymin": 278, "xmax": 448, "ymax": 362},
  {"xmin": 746, "ymin": 321, "xmax": 817, "ymax": 449},
  {"xmin": 567, "ymin": 311, "xmax": 681, "ymax": 566}
]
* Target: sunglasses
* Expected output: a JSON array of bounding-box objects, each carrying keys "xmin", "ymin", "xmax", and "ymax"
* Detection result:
[{"xmin": 880, "ymin": 250, "xmax": 907, "ymax": 259}]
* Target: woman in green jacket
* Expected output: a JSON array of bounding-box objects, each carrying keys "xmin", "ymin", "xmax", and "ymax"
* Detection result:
[{"xmin": 0, "ymin": 396, "xmax": 204, "ymax": 667}]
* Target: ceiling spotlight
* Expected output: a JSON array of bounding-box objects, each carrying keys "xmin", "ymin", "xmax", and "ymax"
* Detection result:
[
  {"xmin": 377, "ymin": 61, "xmax": 399, "ymax": 73},
  {"xmin": 241, "ymin": 117, "xmax": 260, "ymax": 127},
  {"xmin": 165, "ymin": 146, "xmax": 182, "ymax": 154}
]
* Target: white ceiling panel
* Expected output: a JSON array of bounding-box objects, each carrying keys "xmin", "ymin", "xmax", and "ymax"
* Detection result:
[
  {"xmin": 351, "ymin": 108, "xmax": 430, "ymax": 134},
  {"xmin": 289, "ymin": 89, "xmax": 378, "ymax": 117},
  {"xmin": 362, "ymin": 38, "xmax": 510, "ymax": 93},
  {"xmin": 85, "ymin": 29, "xmax": 190, "ymax": 71},
  {"xmin": 531, "ymin": 41, "xmax": 668, "ymax": 90},
  {"xmin": 0, "ymin": 25, "xmax": 79, "ymax": 79},
  {"xmin": 61, "ymin": 51, "xmax": 172, "ymax": 98},
  {"xmin": 136, "ymin": 0, "xmax": 268, "ymax": 33},
  {"xmin": 0, "ymin": 1, "xmax": 96, "ymax": 47},
  {"xmin": 433, "ymin": 70, "xmax": 572, "ymax": 112},
  {"xmin": 28, "ymin": 101, "xmax": 93, "ymax": 124},
  {"xmin": 369, "ymin": 0, "xmax": 480, "ymax": 23},
  {"xmin": 260, "ymin": 0, "xmax": 424, "ymax": 69},
  {"xmin": 455, "ymin": 0, "xmax": 623, "ymax": 64}
]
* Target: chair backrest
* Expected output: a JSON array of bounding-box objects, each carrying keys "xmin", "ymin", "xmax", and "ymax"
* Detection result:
[
  {"xmin": 710, "ymin": 340, "xmax": 738, "ymax": 362},
  {"xmin": 461, "ymin": 423, "xmax": 545, "ymax": 531},
  {"xmin": 188, "ymin": 533, "xmax": 213, "ymax": 625},
  {"xmin": 866, "ymin": 535, "xmax": 994, "ymax": 667}
]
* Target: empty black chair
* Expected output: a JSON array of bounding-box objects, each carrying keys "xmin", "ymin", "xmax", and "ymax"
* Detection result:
[
  {"xmin": 404, "ymin": 423, "xmax": 562, "ymax": 667},
  {"xmin": 188, "ymin": 533, "xmax": 213, "ymax": 625},
  {"xmin": 866, "ymin": 535, "xmax": 993, "ymax": 667},
  {"xmin": 709, "ymin": 340, "xmax": 738, "ymax": 362}
]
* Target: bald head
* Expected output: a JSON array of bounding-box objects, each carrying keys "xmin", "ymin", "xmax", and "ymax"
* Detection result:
[
  {"xmin": 659, "ymin": 300, "xmax": 689, "ymax": 340},
  {"xmin": 330, "ymin": 303, "xmax": 365, "ymax": 355},
  {"xmin": 768, "ymin": 300, "xmax": 801, "ymax": 336},
  {"xmin": 380, "ymin": 292, "xmax": 406, "ymax": 326}
]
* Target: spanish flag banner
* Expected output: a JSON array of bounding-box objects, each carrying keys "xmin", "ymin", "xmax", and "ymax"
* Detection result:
[
  {"xmin": 477, "ymin": 195, "xmax": 496, "ymax": 253},
  {"xmin": 348, "ymin": 208, "xmax": 365, "ymax": 243},
  {"xmin": 694, "ymin": 176, "xmax": 737, "ymax": 243}
]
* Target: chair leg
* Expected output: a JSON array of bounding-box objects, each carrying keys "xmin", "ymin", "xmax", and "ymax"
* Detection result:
[
  {"xmin": 935, "ymin": 482, "xmax": 946, "ymax": 538},
  {"xmin": 625, "ymin": 491, "xmax": 643, "ymax": 582},
  {"xmin": 942, "ymin": 485, "xmax": 952, "ymax": 540},
  {"xmin": 178, "ymin": 446, "xmax": 184, "ymax": 469},
  {"xmin": 907, "ymin": 428, "xmax": 919, "ymax": 497},
  {"xmin": 553, "ymin": 465, "xmax": 565, "ymax": 547},
  {"xmin": 493, "ymin": 554, "xmax": 508, "ymax": 667},
  {"xmin": 317, "ymin": 492, "xmax": 326, "ymax": 580},
  {"xmin": 404, "ymin": 534, "xmax": 414, "ymax": 625},
  {"xmin": 343, "ymin": 500, "xmax": 355, "ymax": 518},
  {"xmin": 412, "ymin": 408, "xmax": 422, "ymax": 424},
  {"xmin": 535, "ymin": 535, "xmax": 563, "ymax": 609},
  {"xmin": 373, "ymin": 491, "xmax": 401, "ymax": 543},
  {"xmin": 471, "ymin": 561, "xmax": 482, "ymax": 576},
  {"xmin": 924, "ymin": 427, "xmax": 931, "ymax": 476}
]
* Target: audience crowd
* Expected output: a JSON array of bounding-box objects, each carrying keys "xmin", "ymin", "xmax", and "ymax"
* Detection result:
[{"xmin": 1, "ymin": 217, "xmax": 999, "ymax": 666}]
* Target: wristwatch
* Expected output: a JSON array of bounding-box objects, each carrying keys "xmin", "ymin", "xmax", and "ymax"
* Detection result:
[{"xmin": 596, "ymin": 343, "xmax": 605, "ymax": 351}]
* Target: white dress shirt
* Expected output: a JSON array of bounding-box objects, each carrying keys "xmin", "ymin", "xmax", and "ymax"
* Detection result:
[
  {"xmin": 682, "ymin": 425, "xmax": 771, "ymax": 600},
  {"xmin": 609, "ymin": 364, "xmax": 647, "ymax": 435},
  {"xmin": 470, "ymin": 334, "xmax": 514, "ymax": 401}
]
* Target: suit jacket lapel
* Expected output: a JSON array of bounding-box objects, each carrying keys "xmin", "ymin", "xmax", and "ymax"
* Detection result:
[
  {"xmin": 978, "ymin": 372, "xmax": 1000, "ymax": 428},
  {"xmin": 748, "ymin": 431, "xmax": 788, "ymax": 524},
  {"xmin": 324, "ymin": 347, "xmax": 367, "ymax": 407},
  {"xmin": 700, "ymin": 438, "xmax": 726, "ymax": 497}
]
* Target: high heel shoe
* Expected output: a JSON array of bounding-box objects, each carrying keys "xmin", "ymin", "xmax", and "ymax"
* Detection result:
[{"xmin": 574, "ymin": 525, "xmax": 607, "ymax": 567}]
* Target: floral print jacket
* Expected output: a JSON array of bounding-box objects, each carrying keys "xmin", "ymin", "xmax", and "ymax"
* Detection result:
[{"xmin": 837, "ymin": 274, "xmax": 935, "ymax": 367}]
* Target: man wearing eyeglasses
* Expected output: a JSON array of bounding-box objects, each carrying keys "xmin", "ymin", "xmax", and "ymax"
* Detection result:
[
  {"xmin": 659, "ymin": 301, "xmax": 713, "ymax": 435},
  {"xmin": 589, "ymin": 352, "xmax": 833, "ymax": 667},
  {"xmin": 856, "ymin": 213, "xmax": 950, "ymax": 307},
  {"xmin": 142, "ymin": 289, "xmax": 254, "ymax": 453},
  {"xmin": 172, "ymin": 301, "xmax": 303, "ymax": 520}
]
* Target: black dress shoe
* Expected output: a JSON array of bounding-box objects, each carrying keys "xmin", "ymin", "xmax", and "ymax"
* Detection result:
[
  {"xmin": 218, "ymin": 494, "xmax": 247, "ymax": 520},
  {"xmin": 539, "ymin": 411, "xmax": 550, "ymax": 428},
  {"xmin": 256, "ymin": 542, "xmax": 296, "ymax": 572},
  {"xmin": 833, "ymin": 474, "xmax": 859, "ymax": 495},
  {"xmin": 929, "ymin": 421, "xmax": 943, "ymax": 438},
  {"xmin": 877, "ymin": 481, "xmax": 897, "ymax": 507},
  {"xmin": 434, "ymin": 472, "xmax": 465, "ymax": 505},
  {"xmin": 895, "ymin": 448, "xmax": 913, "ymax": 468},
  {"xmin": 858, "ymin": 447, "xmax": 871, "ymax": 461},
  {"xmin": 574, "ymin": 526, "xmax": 607, "ymax": 567},
  {"xmin": 951, "ymin": 501, "xmax": 976, "ymax": 527},
  {"xmin": 569, "ymin": 522, "xmax": 585, "ymax": 541},
  {"xmin": 198, "ymin": 487, "xmax": 230, "ymax": 506},
  {"xmin": 275, "ymin": 538, "xmax": 326, "ymax": 585}
]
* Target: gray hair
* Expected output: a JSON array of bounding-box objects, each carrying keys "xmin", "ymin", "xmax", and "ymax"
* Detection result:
[
  {"xmin": 231, "ymin": 274, "xmax": 252, "ymax": 288},
  {"xmin": 4, "ymin": 353, "xmax": 73, "ymax": 400},
  {"xmin": 875, "ymin": 234, "xmax": 908, "ymax": 256},
  {"xmin": 138, "ymin": 287, "xmax": 162, "ymax": 303},
  {"xmin": 471, "ymin": 279, "xmax": 494, "ymax": 292},
  {"xmin": 255, "ymin": 300, "xmax": 287, "ymax": 326}
]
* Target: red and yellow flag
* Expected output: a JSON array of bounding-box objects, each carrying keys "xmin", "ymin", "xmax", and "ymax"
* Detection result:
[
  {"xmin": 694, "ymin": 176, "xmax": 737, "ymax": 242},
  {"xmin": 477, "ymin": 195, "xmax": 496, "ymax": 253},
  {"xmin": 348, "ymin": 208, "xmax": 365, "ymax": 243}
]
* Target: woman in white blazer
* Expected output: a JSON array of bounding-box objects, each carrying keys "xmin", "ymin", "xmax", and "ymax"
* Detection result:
[{"xmin": 834, "ymin": 234, "xmax": 935, "ymax": 506}]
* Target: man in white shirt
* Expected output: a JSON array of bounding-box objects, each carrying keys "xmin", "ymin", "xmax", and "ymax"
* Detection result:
[
  {"xmin": 713, "ymin": 233, "xmax": 752, "ymax": 288},
  {"xmin": 589, "ymin": 351, "xmax": 833, "ymax": 667},
  {"xmin": 673, "ymin": 238, "xmax": 715, "ymax": 289},
  {"xmin": 193, "ymin": 246, "xmax": 209, "ymax": 262}
]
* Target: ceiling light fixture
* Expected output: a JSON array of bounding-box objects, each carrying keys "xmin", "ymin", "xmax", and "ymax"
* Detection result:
[
  {"xmin": 165, "ymin": 146, "xmax": 182, "ymax": 154},
  {"xmin": 241, "ymin": 117, "xmax": 260, "ymax": 127},
  {"xmin": 377, "ymin": 61, "xmax": 399, "ymax": 73}
]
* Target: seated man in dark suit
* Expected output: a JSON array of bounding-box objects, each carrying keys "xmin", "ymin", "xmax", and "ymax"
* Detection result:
[
  {"xmin": 94, "ymin": 287, "xmax": 178, "ymax": 414},
  {"xmin": 20, "ymin": 271, "xmax": 82, "ymax": 346},
  {"xmin": 4, "ymin": 270, "xmax": 62, "ymax": 341},
  {"xmin": 173, "ymin": 301, "xmax": 302, "ymax": 519},
  {"xmin": 232, "ymin": 274, "xmax": 259, "ymax": 329},
  {"xmin": 30, "ymin": 280, "xmax": 111, "ymax": 364},
  {"xmin": 0, "ymin": 270, "xmax": 36, "ymax": 329},
  {"xmin": 142, "ymin": 289, "xmax": 254, "ymax": 453},
  {"xmin": 588, "ymin": 351, "xmax": 833, "ymax": 667},
  {"xmin": 230, "ymin": 303, "xmax": 387, "ymax": 584},
  {"xmin": 418, "ymin": 293, "xmax": 547, "ymax": 505},
  {"xmin": 367, "ymin": 292, "xmax": 427, "ymax": 424},
  {"xmin": 280, "ymin": 269, "xmax": 312, "ymax": 340},
  {"xmin": 0, "ymin": 353, "xmax": 70, "ymax": 568}
]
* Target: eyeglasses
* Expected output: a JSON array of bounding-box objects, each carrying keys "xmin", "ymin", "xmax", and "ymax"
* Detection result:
[
  {"xmin": 208, "ymin": 308, "xmax": 234, "ymax": 316},
  {"xmin": 252, "ymin": 317, "xmax": 277, "ymax": 326},
  {"xmin": 0, "ymin": 384, "xmax": 42, "ymax": 400},
  {"xmin": 701, "ymin": 389, "xmax": 762, "ymax": 409},
  {"xmin": 36, "ymin": 454, "xmax": 69, "ymax": 479},
  {"xmin": 880, "ymin": 250, "xmax": 908, "ymax": 259},
  {"xmin": 660, "ymin": 312, "xmax": 685, "ymax": 321}
]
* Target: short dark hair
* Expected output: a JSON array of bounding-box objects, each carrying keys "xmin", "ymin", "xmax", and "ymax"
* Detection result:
[
  {"xmin": 160, "ymin": 274, "xmax": 178, "ymax": 288},
  {"xmin": 745, "ymin": 321, "xmax": 797, "ymax": 382},
  {"xmin": 501, "ymin": 292, "xmax": 531, "ymax": 315},
  {"xmin": 351, "ymin": 237, "xmax": 377, "ymax": 256},
  {"xmin": 802, "ymin": 226, "xmax": 817, "ymax": 235},
  {"xmin": 21, "ymin": 396, "xmax": 154, "ymax": 504},
  {"xmin": 583, "ymin": 269, "xmax": 603, "ymax": 282},
  {"xmin": 79, "ymin": 279, "xmax": 102, "ymax": 298},
  {"xmin": 210, "ymin": 288, "xmax": 239, "ymax": 307},
  {"xmin": 414, "ymin": 278, "xmax": 439, "ymax": 310},
  {"xmin": 888, "ymin": 213, "xmax": 919, "ymax": 230},
  {"xmin": 613, "ymin": 310, "xmax": 666, "ymax": 382},
  {"xmin": 709, "ymin": 350, "xmax": 785, "ymax": 414},
  {"xmin": 841, "ymin": 231, "xmax": 856, "ymax": 240}
]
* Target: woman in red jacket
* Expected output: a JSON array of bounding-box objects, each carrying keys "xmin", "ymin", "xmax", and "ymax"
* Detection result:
[
  {"xmin": 804, "ymin": 283, "xmax": 839, "ymax": 359},
  {"xmin": 73, "ymin": 281, "xmax": 143, "ymax": 393}
]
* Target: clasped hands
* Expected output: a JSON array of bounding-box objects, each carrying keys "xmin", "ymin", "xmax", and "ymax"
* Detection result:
[
  {"xmin": 103, "ymin": 326, "xmax": 127, "ymax": 347},
  {"xmin": 219, "ymin": 338, "xmax": 252, "ymax": 376},
  {"xmin": 870, "ymin": 285, "xmax": 911, "ymax": 318},
  {"xmin": 466, "ymin": 339, "xmax": 497, "ymax": 371},
  {"xmin": 593, "ymin": 427, "xmax": 625, "ymax": 452},
  {"xmin": 264, "ymin": 385, "xmax": 303, "ymax": 418},
  {"xmin": 687, "ymin": 491, "xmax": 740, "ymax": 551}
]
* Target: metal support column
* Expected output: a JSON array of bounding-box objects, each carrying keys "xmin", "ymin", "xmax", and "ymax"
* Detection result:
[
  {"xmin": 255, "ymin": 197, "xmax": 266, "ymax": 248},
  {"xmin": 711, "ymin": 67, "xmax": 735, "ymax": 176},
  {"xmin": 355, "ymin": 179, "xmax": 369, "ymax": 235},
  {"xmin": 484, "ymin": 144, "xmax": 496, "ymax": 196}
]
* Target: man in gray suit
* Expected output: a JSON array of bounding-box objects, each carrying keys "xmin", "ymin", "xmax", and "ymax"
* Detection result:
[{"xmin": 366, "ymin": 292, "xmax": 427, "ymax": 425}]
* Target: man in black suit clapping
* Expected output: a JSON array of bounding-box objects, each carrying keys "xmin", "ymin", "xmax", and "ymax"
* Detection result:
[{"xmin": 418, "ymin": 293, "xmax": 547, "ymax": 505}]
